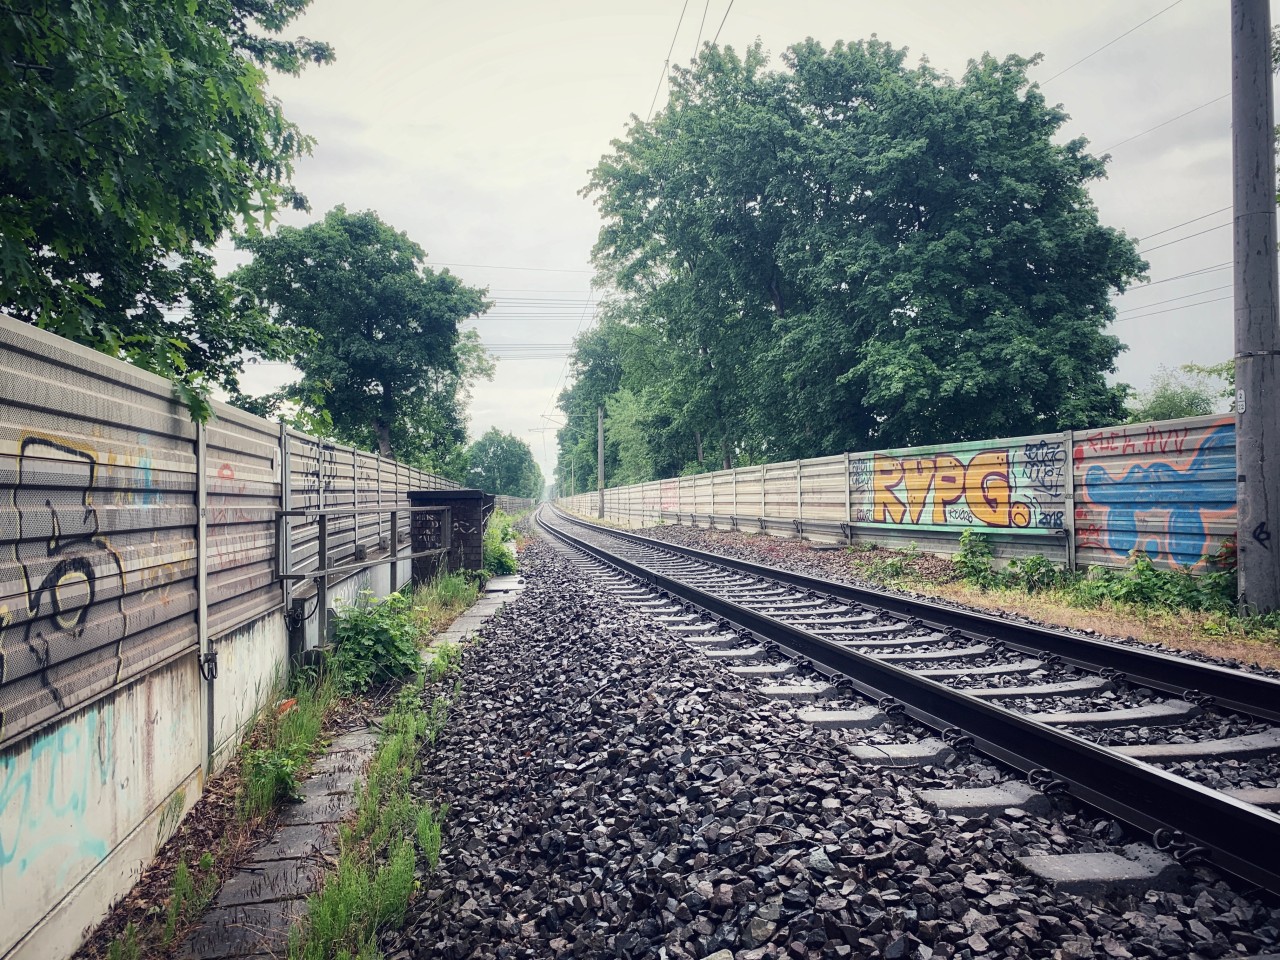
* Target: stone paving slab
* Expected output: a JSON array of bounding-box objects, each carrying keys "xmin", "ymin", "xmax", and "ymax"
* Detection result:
[
  {"xmin": 248, "ymin": 823, "xmax": 333, "ymax": 863},
  {"xmin": 178, "ymin": 899, "xmax": 306, "ymax": 959},
  {"xmin": 215, "ymin": 859, "xmax": 322, "ymax": 907},
  {"xmin": 277, "ymin": 787, "xmax": 354, "ymax": 826}
]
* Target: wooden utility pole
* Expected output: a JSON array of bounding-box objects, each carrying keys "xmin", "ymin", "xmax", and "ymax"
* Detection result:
[
  {"xmin": 597, "ymin": 405, "xmax": 605, "ymax": 518},
  {"xmin": 1233, "ymin": 0, "xmax": 1280, "ymax": 613}
]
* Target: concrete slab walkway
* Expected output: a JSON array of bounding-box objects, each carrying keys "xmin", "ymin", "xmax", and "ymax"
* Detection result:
[{"xmin": 176, "ymin": 574, "xmax": 523, "ymax": 959}]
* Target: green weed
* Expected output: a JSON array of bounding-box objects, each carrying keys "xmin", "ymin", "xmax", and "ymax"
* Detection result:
[
  {"xmin": 332, "ymin": 592, "xmax": 421, "ymax": 693},
  {"xmin": 483, "ymin": 509, "xmax": 518, "ymax": 575},
  {"xmin": 107, "ymin": 923, "xmax": 140, "ymax": 960},
  {"xmin": 161, "ymin": 857, "xmax": 218, "ymax": 944}
]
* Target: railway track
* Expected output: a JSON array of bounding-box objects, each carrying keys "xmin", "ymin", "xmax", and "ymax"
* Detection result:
[{"xmin": 536, "ymin": 506, "xmax": 1280, "ymax": 899}]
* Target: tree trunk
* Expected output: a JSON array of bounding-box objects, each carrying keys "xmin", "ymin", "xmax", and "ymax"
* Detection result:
[
  {"xmin": 695, "ymin": 430, "xmax": 704, "ymax": 466},
  {"xmin": 374, "ymin": 418, "xmax": 393, "ymax": 458}
]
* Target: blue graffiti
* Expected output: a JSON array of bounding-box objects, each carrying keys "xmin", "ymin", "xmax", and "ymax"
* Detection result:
[
  {"xmin": 0, "ymin": 705, "xmax": 115, "ymax": 882},
  {"xmin": 1082, "ymin": 424, "xmax": 1235, "ymax": 568}
]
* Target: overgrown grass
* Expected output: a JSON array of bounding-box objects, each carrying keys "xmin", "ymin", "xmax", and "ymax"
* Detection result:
[
  {"xmin": 838, "ymin": 531, "xmax": 1280, "ymax": 658},
  {"xmin": 411, "ymin": 572, "xmax": 480, "ymax": 635},
  {"xmin": 289, "ymin": 659, "xmax": 461, "ymax": 960},
  {"xmin": 239, "ymin": 670, "xmax": 342, "ymax": 821}
]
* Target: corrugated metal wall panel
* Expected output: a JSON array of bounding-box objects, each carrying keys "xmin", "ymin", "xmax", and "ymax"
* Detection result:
[
  {"xmin": 1074, "ymin": 415, "xmax": 1236, "ymax": 570},
  {"xmin": 0, "ymin": 316, "xmax": 198, "ymax": 746},
  {"xmin": 206, "ymin": 403, "xmax": 282, "ymax": 638}
]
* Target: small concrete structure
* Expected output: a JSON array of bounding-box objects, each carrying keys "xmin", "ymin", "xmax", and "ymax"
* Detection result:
[
  {"xmin": 1017, "ymin": 844, "xmax": 1182, "ymax": 896},
  {"xmin": 847, "ymin": 738, "xmax": 955, "ymax": 766},
  {"xmin": 917, "ymin": 782, "xmax": 1052, "ymax": 817},
  {"xmin": 800, "ymin": 706, "xmax": 887, "ymax": 729},
  {"xmin": 1117, "ymin": 728, "xmax": 1280, "ymax": 762}
]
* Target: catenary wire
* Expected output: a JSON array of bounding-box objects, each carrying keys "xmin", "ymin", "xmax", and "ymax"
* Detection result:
[
  {"xmin": 1139, "ymin": 222, "xmax": 1230, "ymax": 254},
  {"xmin": 1116, "ymin": 284, "xmax": 1232, "ymax": 313},
  {"xmin": 693, "ymin": 0, "xmax": 710, "ymax": 57},
  {"xmin": 711, "ymin": 0, "xmax": 734, "ymax": 45},
  {"xmin": 1115, "ymin": 294, "xmax": 1232, "ymax": 323},
  {"xmin": 1138, "ymin": 207, "xmax": 1231, "ymax": 242},
  {"xmin": 1100, "ymin": 93, "xmax": 1230, "ymax": 152},
  {"xmin": 1141, "ymin": 262, "xmax": 1232, "ymax": 286},
  {"xmin": 648, "ymin": 0, "xmax": 691, "ymax": 122},
  {"xmin": 1041, "ymin": 0, "xmax": 1185, "ymax": 85}
]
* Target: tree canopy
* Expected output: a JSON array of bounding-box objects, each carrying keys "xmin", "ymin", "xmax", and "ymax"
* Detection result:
[
  {"xmin": 1127, "ymin": 364, "xmax": 1229, "ymax": 423},
  {"xmin": 0, "ymin": 0, "xmax": 332, "ymax": 410},
  {"xmin": 467, "ymin": 429, "xmax": 544, "ymax": 499},
  {"xmin": 560, "ymin": 39, "xmax": 1145, "ymax": 492},
  {"xmin": 231, "ymin": 207, "xmax": 492, "ymax": 471}
]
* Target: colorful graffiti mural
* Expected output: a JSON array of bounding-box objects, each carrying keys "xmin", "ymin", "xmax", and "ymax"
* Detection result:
[
  {"xmin": 1074, "ymin": 418, "xmax": 1236, "ymax": 569},
  {"xmin": 852, "ymin": 438, "xmax": 1067, "ymax": 532}
]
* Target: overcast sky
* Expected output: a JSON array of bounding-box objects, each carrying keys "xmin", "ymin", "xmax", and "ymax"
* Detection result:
[{"xmin": 234, "ymin": 0, "xmax": 1240, "ymax": 479}]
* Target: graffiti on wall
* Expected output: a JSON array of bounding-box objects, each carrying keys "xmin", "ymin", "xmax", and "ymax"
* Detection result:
[
  {"xmin": 2, "ymin": 436, "xmax": 128, "ymax": 742},
  {"xmin": 0, "ymin": 702, "xmax": 115, "ymax": 881},
  {"xmin": 1075, "ymin": 420, "xmax": 1235, "ymax": 568},
  {"xmin": 850, "ymin": 440, "xmax": 1066, "ymax": 531}
]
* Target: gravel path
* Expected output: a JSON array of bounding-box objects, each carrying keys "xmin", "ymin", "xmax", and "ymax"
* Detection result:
[{"xmin": 387, "ymin": 539, "xmax": 1280, "ymax": 960}]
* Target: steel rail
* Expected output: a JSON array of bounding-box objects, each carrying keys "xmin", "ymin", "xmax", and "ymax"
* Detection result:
[
  {"xmin": 547, "ymin": 508, "xmax": 1280, "ymax": 725},
  {"xmin": 536, "ymin": 507, "xmax": 1280, "ymax": 897}
]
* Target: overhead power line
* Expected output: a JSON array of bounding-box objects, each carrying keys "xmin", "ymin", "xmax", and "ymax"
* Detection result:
[
  {"xmin": 1138, "ymin": 221, "xmax": 1230, "ymax": 254},
  {"xmin": 648, "ymin": 0, "xmax": 691, "ymax": 122},
  {"xmin": 1116, "ymin": 294, "xmax": 1233, "ymax": 323},
  {"xmin": 432, "ymin": 261, "xmax": 591, "ymax": 274},
  {"xmin": 1101, "ymin": 93, "xmax": 1230, "ymax": 152},
  {"xmin": 1141, "ymin": 261, "xmax": 1232, "ymax": 286},
  {"xmin": 1042, "ymin": 0, "xmax": 1185, "ymax": 85},
  {"xmin": 1138, "ymin": 206, "xmax": 1231, "ymax": 242},
  {"xmin": 1116, "ymin": 283, "xmax": 1232, "ymax": 313},
  {"xmin": 711, "ymin": 0, "xmax": 735, "ymax": 45},
  {"xmin": 693, "ymin": 0, "xmax": 710, "ymax": 57}
]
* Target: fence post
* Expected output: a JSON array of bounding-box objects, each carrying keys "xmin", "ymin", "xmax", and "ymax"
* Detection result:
[
  {"xmin": 796, "ymin": 460, "xmax": 802, "ymax": 538},
  {"xmin": 195, "ymin": 421, "xmax": 213, "ymax": 773},
  {"xmin": 279, "ymin": 422, "xmax": 291, "ymax": 610},
  {"xmin": 1062, "ymin": 430, "xmax": 1077, "ymax": 572},
  {"xmin": 761, "ymin": 464, "xmax": 767, "ymax": 519},
  {"xmin": 844, "ymin": 451, "xmax": 852, "ymax": 542},
  {"xmin": 732, "ymin": 468, "xmax": 739, "ymax": 525},
  {"xmin": 709, "ymin": 470, "xmax": 715, "ymax": 527}
]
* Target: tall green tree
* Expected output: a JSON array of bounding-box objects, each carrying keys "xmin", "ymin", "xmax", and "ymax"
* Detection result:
[
  {"xmin": 0, "ymin": 0, "xmax": 332, "ymax": 410},
  {"xmin": 467, "ymin": 429, "xmax": 543, "ymax": 498},
  {"xmin": 232, "ymin": 207, "xmax": 492, "ymax": 468},
  {"xmin": 576, "ymin": 39, "xmax": 1145, "ymax": 474},
  {"xmin": 1127, "ymin": 364, "xmax": 1227, "ymax": 423}
]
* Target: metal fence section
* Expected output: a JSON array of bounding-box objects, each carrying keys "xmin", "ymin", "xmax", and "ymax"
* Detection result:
[
  {"xmin": 0, "ymin": 316, "xmax": 200, "ymax": 749},
  {"xmin": 558, "ymin": 414, "xmax": 1238, "ymax": 572},
  {"xmin": 494, "ymin": 495, "xmax": 535, "ymax": 514}
]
